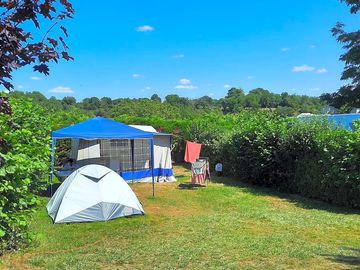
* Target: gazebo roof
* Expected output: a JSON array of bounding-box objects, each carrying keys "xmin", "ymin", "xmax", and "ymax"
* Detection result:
[{"xmin": 52, "ymin": 117, "xmax": 154, "ymax": 139}]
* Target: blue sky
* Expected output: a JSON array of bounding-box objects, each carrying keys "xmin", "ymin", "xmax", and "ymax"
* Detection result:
[{"xmin": 10, "ymin": 0, "xmax": 359, "ymax": 100}]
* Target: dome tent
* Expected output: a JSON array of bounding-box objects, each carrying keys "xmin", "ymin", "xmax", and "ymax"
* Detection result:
[{"xmin": 47, "ymin": 165, "xmax": 144, "ymax": 224}]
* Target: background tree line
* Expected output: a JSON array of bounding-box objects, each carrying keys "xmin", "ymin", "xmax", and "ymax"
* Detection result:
[{"xmin": 9, "ymin": 87, "xmax": 325, "ymax": 120}]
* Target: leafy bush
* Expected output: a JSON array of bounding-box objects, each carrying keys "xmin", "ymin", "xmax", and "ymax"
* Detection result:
[
  {"xmin": 0, "ymin": 97, "xmax": 51, "ymax": 254},
  {"xmin": 227, "ymin": 112, "xmax": 360, "ymax": 208}
]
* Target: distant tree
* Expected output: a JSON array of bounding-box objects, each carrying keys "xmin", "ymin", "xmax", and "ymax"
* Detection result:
[
  {"xmin": 150, "ymin": 94, "xmax": 161, "ymax": 103},
  {"xmin": 249, "ymin": 88, "xmax": 278, "ymax": 108},
  {"xmin": 227, "ymin": 88, "xmax": 245, "ymax": 98},
  {"xmin": 279, "ymin": 92, "xmax": 291, "ymax": 107},
  {"xmin": 221, "ymin": 88, "xmax": 245, "ymax": 113},
  {"xmin": 49, "ymin": 96, "xmax": 57, "ymax": 103},
  {"xmin": 0, "ymin": 0, "xmax": 75, "ymax": 90},
  {"xmin": 100, "ymin": 97, "xmax": 112, "ymax": 110},
  {"xmin": 164, "ymin": 94, "xmax": 190, "ymax": 107},
  {"xmin": 61, "ymin": 96, "xmax": 76, "ymax": 107},
  {"xmin": 193, "ymin": 96, "xmax": 215, "ymax": 110},
  {"xmin": 327, "ymin": 0, "xmax": 360, "ymax": 107},
  {"xmin": 244, "ymin": 93, "xmax": 260, "ymax": 109},
  {"xmin": 100, "ymin": 97, "xmax": 112, "ymax": 105},
  {"xmin": 82, "ymin": 97, "xmax": 101, "ymax": 110}
]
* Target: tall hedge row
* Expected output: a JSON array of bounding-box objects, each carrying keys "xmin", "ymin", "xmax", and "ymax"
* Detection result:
[{"xmin": 218, "ymin": 112, "xmax": 360, "ymax": 208}]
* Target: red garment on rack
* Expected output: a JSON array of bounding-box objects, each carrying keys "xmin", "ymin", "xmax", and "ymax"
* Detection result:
[
  {"xmin": 184, "ymin": 141, "xmax": 202, "ymax": 163},
  {"xmin": 192, "ymin": 174, "xmax": 206, "ymax": 185}
]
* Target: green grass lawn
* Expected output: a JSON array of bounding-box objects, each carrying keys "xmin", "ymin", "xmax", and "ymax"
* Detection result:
[{"xmin": 1, "ymin": 165, "xmax": 360, "ymax": 269}]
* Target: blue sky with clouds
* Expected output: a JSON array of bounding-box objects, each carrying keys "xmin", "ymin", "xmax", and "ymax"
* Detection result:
[{"xmin": 9, "ymin": 0, "xmax": 359, "ymax": 100}]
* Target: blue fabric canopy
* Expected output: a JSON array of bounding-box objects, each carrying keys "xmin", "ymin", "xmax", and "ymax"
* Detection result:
[
  {"xmin": 299, "ymin": 114, "xmax": 360, "ymax": 131},
  {"xmin": 327, "ymin": 114, "xmax": 360, "ymax": 131},
  {"xmin": 52, "ymin": 116, "xmax": 154, "ymax": 139},
  {"xmin": 50, "ymin": 117, "xmax": 156, "ymax": 196}
]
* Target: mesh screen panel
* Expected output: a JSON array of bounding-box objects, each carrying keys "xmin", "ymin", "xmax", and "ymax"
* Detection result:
[{"xmin": 63, "ymin": 138, "xmax": 152, "ymax": 174}]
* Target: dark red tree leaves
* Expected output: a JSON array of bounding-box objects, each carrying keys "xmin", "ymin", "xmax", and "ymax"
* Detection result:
[
  {"xmin": 340, "ymin": 0, "xmax": 360, "ymax": 14},
  {"xmin": 60, "ymin": 25, "xmax": 68, "ymax": 37},
  {"xmin": 61, "ymin": 51, "xmax": 73, "ymax": 61},
  {"xmin": 0, "ymin": 0, "xmax": 75, "ymax": 90},
  {"xmin": 33, "ymin": 64, "xmax": 50, "ymax": 75},
  {"xmin": 0, "ymin": 96, "xmax": 12, "ymax": 115},
  {"xmin": 325, "ymin": 0, "xmax": 360, "ymax": 108}
]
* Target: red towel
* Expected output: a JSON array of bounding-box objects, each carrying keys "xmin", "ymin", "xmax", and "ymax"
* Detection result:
[{"xmin": 184, "ymin": 141, "xmax": 202, "ymax": 163}]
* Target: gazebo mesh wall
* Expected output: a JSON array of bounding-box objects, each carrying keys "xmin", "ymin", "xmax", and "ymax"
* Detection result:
[{"xmin": 74, "ymin": 139, "xmax": 151, "ymax": 172}]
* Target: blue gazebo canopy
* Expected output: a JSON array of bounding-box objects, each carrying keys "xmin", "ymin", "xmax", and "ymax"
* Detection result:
[
  {"xmin": 52, "ymin": 116, "xmax": 154, "ymax": 139},
  {"xmin": 50, "ymin": 116, "xmax": 156, "ymax": 196}
]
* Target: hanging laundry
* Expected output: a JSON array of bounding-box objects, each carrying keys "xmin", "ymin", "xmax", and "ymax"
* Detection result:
[{"xmin": 184, "ymin": 141, "xmax": 202, "ymax": 163}]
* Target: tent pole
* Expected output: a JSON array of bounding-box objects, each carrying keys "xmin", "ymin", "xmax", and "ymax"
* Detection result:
[
  {"xmin": 50, "ymin": 138, "xmax": 56, "ymax": 196},
  {"xmin": 150, "ymin": 138, "xmax": 155, "ymax": 197},
  {"xmin": 131, "ymin": 139, "xmax": 134, "ymax": 184}
]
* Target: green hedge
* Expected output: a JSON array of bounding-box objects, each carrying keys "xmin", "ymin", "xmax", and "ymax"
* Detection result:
[
  {"xmin": 0, "ymin": 97, "xmax": 51, "ymax": 255},
  {"xmin": 226, "ymin": 112, "xmax": 360, "ymax": 208}
]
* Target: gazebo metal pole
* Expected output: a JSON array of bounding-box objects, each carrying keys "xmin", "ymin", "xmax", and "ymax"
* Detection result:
[
  {"xmin": 150, "ymin": 138, "xmax": 155, "ymax": 197},
  {"xmin": 131, "ymin": 139, "xmax": 134, "ymax": 184},
  {"xmin": 50, "ymin": 138, "xmax": 56, "ymax": 196}
]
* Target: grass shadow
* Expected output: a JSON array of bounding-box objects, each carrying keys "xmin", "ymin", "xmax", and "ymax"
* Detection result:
[
  {"xmin": 323, "ymin": 247, "xmax": 360, "ymax": 269},
  {"xmin": 211, "ymin": 175, "xmax": 360, "ymax": 215},
  {"xmin": 178, "ymin": 182, "xmax": 207, "ymax": 190}
]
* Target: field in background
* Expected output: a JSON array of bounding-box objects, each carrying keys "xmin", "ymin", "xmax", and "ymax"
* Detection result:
[{"xmin": 1, "ymin": 165, "xmax": 359, "ymax": 270}]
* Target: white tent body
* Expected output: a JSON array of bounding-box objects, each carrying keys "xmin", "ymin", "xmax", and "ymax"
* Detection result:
[
  {"xmin": 47, "ymin": 165, "xmax": 144, "ymax": 223},
  {"xmin": 68, "ymin": 125, "xmax": 175, "ymax": 183}
]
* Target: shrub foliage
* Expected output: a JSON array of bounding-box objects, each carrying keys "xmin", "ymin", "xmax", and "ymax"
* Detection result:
[{"xmin": 0, "ymin": 97, "xmax": 51, "ymax": 254}]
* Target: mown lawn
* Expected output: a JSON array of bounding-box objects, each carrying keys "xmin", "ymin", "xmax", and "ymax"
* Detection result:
[{"xmin": 1, "ymin": 165, "xmax": 360, "ymax": 270}]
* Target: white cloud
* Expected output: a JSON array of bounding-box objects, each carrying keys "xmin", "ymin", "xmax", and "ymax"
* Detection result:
[
  {"xmin": 175, "ymin": 78, "xmax": 197, "ymax": 89},
  {"xmin": 30, "ymin": 76, "xmax": 42, "ymax": 81},
  {"xmin": 292, "ymin": 65, "xmax": 315, "ymax": 73},
  {"xmin": 281, "ymin": 48, "xmax": 290, "ymax": 52},
  {"xmin": 247, "ymin": 75, "xmax": 254, "ymax": 80},
  {"xmin": 310, "ymin": 87, "xmax": 321, "ymax": 91},
  {"xmin": 141, "ymin": 86, "xmax": 151, "ymax": 92},
  {"xmin": 17, "ymin": 85, "xmax": 24, "ymax": 89},
  {"xmin": 175, "ymin": 85, "xmax": 197, "ymax": 90},
  {"xmin": 173, "ymin": 54, "xmax": 185, "ymax": 59},
  {"xmin": 208, "ymin": 93, "xmax": 214, "ymax": 97},
  {"xmin": 132, "ymin": 73, "xmax": 144, "ymax": 78},
  {"xmin": 316, "ymin": 68, "xmax": 327, "ymax": 74},
  {"xmin": 179, "ymin": 78, "xmax": 191, "ymax": 85},
  {"xmin": 49, "ymin": 86, "xmax": 74, "ymax": 94},
  {"xmin": 224, "ymin": 84, "xmax": 231, "ymax": 88},
  {"xmin": 135, "ymin": 25, "xmax": 154, "ymax": 32}
]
